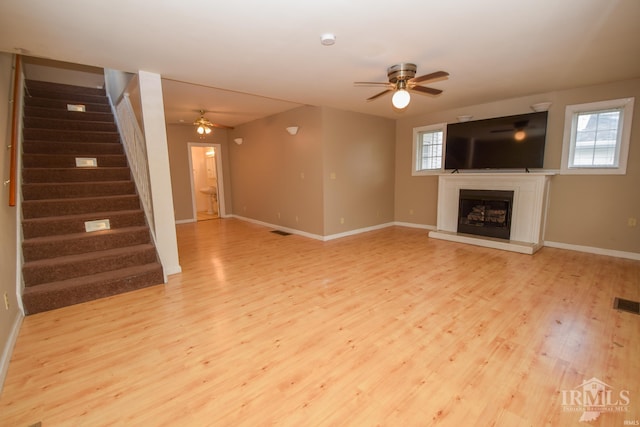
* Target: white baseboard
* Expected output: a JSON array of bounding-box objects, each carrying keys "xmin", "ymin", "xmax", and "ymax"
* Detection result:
[
  {"xmin": 544, "ymin": 241, "xmax": 640, "ymax": 261},
  {"xmin": 393, "ymin": 221, "xmax": 436, "ymax": 231},
  {"xmin": 323, "ymin": 222, "xmax": 395, "ymax": 241},
  {"xmin": 0, "ymin": 312, "xmax": 24, "ymax": 393},
  {"xmin": 175, "ymin": 218, "xmax": 196, "ymax": 225}
]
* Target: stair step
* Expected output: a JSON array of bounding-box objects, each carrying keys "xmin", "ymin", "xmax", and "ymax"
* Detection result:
[
  {"xmin": 19, "ymin": 80, "xmax": 164, "ymax": 315},
  {"xmin": 24, "ymin": 105, "xmax": 114, "ymax": 122},
  {"xmin": 22, "ymin": 263, "xmax": 164, "ymax": 315},
  {"xmin": 23, "ymin": 97, "xmax": 112, "ymax": 113},
  {"xmin": 23, "ymin": 244, "xmax": 159, "ymax": 287},
  {"xmin": 23, "ymin": 167, "xmax": 130, "ymax": 183},
  {"xmin": 22, "ymin": 181, "xmax": 135, "ymax": 200},
  {"xmin": 22, "ymin": 194, "xmax": 140, "ymax": 219},
  {"xmin": 26, "ymin": 80, "xmax": 106, "ymax": 97},
  {"xmin": 23, "ymin": 153, "xmax": 127, "ymax": 168},
  {"xmin": 23, "ymin": 140, "xmax": 124, "ymax": 155},
  {"xmin": 22, "ymin": 209, "xmax": 147, "ymax": 239},
  {"xmin": 23, "ymin": 128, "xmax": 120, "ymax": 143},
  {"xmin": 23, "ymin": 226, "xmax": 151, "ymax": 261},
  {"xmin": 24, "ymin": 116, "xmax": 118, "ymax": 132},
  {"xmin": 25, "ymin": 86, "xmax": 109, "ymax": 105}
]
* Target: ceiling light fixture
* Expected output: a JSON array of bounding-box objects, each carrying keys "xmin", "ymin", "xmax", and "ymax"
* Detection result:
[
  {"xmin": 194, "ymin": 110, "xmax": 213, "ymax": 137},
  {"xmin": 531, "ymin": 102, "xmax": 552, "ymax": 112},
  {"xmin": 197, "ymin": 124, "xmax": 212, "ymax": 135},
  {"xmin": 392, "ymin": 89, "xmax": 411, "ymax": 109},
  {"xmin": 286, "ymin": 126, "xmax": 299, "ymax": 135},
  {"xmin": 392, "ymin": 79, "xmax": 411, "ymax": 109},
  {"xmin": 320, "ymin": 33, "xmax": 336, "ymax": 46}
]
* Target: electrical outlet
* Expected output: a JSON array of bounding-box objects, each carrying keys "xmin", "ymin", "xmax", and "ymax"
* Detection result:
[
  {"xmin": 340, "ymin": 217, "xmax": 344, "ymax": 224},
  {"xmin": 3, "ymin": 292, "xmax": 9, "ymax": 310},
  {"xmin": 628, "ymin": 217, "xmax": 637, "ymax": 227},
  {"xmin": 409, "ymin": 209, "xmax": 414, "ymax": 215}
]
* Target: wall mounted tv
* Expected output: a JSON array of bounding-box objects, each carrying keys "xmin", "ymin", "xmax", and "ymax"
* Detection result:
[{"xmin": 444, "ymin": 111, "xmax": 548, "ymax": 170}]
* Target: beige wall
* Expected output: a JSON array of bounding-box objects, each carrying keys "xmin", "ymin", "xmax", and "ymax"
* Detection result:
[
  {"xmin": 166, "ymin": 124, "xmax": 230, "ymax": 221},
  {"xmin": 227, "ymin": 106, "xmax": 395, "ymax": 237},
  {"xmin": 395, "ymin": 78, "xmax": 640, "ymax": 254},
  {"xmin": 228, "ymin": 106, "xmax": 325, "ymax": 235},
  {"xmin": 322, "ymin": 107, "xmax": 395, "ymax": 235},
  {"xmin": 0, "ymin": 53, "xmax": 21, "ymax": 386},
  {"xmin": 544, "ymin": 80, "xmax": 640, "ymax": 253}
]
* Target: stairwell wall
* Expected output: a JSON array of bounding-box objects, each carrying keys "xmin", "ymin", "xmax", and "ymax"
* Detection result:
[{"xmin": 0, "ymin": 53, "xmax": 23, "ymax": 391}]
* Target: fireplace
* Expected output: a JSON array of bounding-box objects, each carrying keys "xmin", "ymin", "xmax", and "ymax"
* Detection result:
[
  {"xmin": 430, "ymin": 173, "xmax": 552, "ymax": 254},
  {"xmin": 458, "ymin": 189, "xmax": 514, "ymax": 240}
]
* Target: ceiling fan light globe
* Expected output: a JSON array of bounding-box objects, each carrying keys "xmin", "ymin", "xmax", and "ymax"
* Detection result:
[
  {"xmin": 197, "ymin": 126, "xmax": 205, "ymax": 135},
  {"xmin": 392, "ymin": 89, "xmax": 411, "ymax": 109},
  {"xmin": 205, "ymin": 126, "xmax": 212, "ymax": 134}
]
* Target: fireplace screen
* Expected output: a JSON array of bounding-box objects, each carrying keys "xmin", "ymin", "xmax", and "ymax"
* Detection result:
[{"xmin": 458, "ymin": 189, "xmax": 514, "ymax": 240}]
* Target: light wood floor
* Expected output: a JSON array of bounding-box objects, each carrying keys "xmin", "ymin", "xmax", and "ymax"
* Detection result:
[{"xmin": 1, "ymin": 219, "xmax": 639, "ymax": 426}]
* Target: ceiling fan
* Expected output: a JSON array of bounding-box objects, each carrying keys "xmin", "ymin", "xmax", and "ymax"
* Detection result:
[
  {"xmin": 193, "ymin": 110, "xmax": 234, "ymax": 135},
  {"xmin": 354, "ymin": 63, "xmax": 449, "ymax": 109}
]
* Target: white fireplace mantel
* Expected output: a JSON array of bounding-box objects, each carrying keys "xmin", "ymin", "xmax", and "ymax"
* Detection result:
[{"xmin": 428, "ymin": 173, "xmax": 554, "ymax": 254}]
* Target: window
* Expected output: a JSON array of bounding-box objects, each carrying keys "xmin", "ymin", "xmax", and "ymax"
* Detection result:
[
  {"xmin": 412, "ymin": 123, "xmax": 446, "ymax": 175},
  {"xmin": 561, "ymin": 97, "xmax": 634, "ymax": 175}
]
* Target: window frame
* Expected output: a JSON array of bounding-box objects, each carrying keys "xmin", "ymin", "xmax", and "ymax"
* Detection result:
[
  {"xmin": 560, "ymin": 97, "xmax": 634, "ymax": 175},
  {"xmin": 412, "ymin": 122, "xmax": 447, "ymax": 175}
]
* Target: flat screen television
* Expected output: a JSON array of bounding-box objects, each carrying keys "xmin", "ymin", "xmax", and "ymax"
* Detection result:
[{"xmin": 444, "ymin": 111, "xmax": 548, "ymax": 170}]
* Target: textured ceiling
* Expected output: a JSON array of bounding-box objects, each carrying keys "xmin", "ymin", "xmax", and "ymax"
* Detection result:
[{"xmin": 1, "ymin": 0, "xmax": 639, "ymax": 127}]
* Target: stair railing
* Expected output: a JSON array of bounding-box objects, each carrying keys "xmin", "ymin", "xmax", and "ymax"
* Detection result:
[
  {"xmin": 7, "ymin": 54, "xmax": 21, "ymax": 207},
  {"xmin": 113, "ymin": 93, "xmax": 156, "ymax": 232}
]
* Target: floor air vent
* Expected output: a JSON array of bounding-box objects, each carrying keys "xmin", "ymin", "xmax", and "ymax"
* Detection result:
[
  {"xmin": 613, "ymin": 297, "xmax": 640, "ymax": 315},
  {"xmin": 271, "ymin": 230, "xmax": 291, "ymax": 236}
]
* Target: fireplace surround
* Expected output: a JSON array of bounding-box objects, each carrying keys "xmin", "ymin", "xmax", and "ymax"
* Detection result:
[{"xmin": 429, "ymin": 173, "xmax": 553, "ymax": 254}]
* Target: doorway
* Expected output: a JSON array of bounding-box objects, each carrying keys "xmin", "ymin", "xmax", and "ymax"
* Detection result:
[{"xmin": 188, "ymin": 143, "xmax": 225, "ymax": 221}]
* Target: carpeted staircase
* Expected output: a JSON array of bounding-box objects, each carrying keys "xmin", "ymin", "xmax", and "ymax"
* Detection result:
[{"xmin": 21, "ymin": 80, "xmax": 164, "ymax": 315}]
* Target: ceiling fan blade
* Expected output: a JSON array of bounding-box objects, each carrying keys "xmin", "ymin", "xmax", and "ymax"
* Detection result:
[
  {"xmin": 354, "ymin": 81, "xmax": 393, "ymax": 87},
  {"xmin": 411, "ymin": 85, "xmax": 443, "ymax": 96},
  {"xmin": 410, "ymin": 70, "xmax": 449, "ymax": 84},
  {"xmin": 211, "ymin": 123, "xmax": 234, "ymax": 130},
  {"xmin": 366, "ymin": 89, "xmax": 392, "ymax": 101}
]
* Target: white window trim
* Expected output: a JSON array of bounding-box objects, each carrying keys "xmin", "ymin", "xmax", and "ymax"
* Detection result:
[
  {"xmin": 560, "ymin": 97, "xmax": 634, "ymax": 175},
  {"xmin": 412, "ymin": 122, "xmax": 447, "ymax": 176}
]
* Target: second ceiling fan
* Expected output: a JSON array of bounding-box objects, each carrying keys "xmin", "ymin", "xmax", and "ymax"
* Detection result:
[
  {"xmin": 193, "ymin": 110, "xmax": 234, "ymax": 136},
  {"xmin": 355, "ymin": 63, "xmax": 449, "ymax": 109}
]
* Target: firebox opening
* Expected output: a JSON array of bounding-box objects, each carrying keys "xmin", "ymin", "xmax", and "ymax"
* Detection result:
[{"xmin": 458, "ymin": 189, "xmax": 514, "ymax": 240}]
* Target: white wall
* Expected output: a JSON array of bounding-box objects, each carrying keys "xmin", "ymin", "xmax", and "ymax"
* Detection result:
[{"xmin": 137, "ymin": 71, "xmax": 181, "ymax": 276}]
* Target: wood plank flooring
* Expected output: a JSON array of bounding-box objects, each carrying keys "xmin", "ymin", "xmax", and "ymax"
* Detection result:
[{"xmin": 1, "ymin": 219, "xmax": 639, "ymax": 426}]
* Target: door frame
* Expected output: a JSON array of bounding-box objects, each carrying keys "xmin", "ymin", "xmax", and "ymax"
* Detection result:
[{"xmin": 187, "ymin": 142, "xmax": 226, "ymax": 221}]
